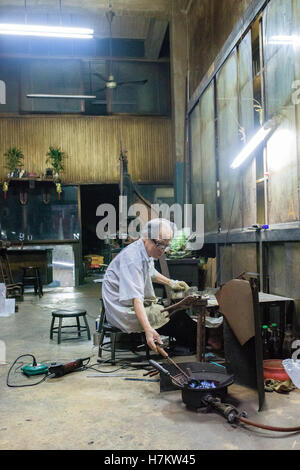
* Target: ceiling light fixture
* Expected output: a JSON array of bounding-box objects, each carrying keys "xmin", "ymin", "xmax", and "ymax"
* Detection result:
[
  {"xmin": 0, "ymin": 0, "xmax": 93, "ymax": 39},
  {"xmin": 27, "ymin": 94, "xmax": 96, "ymax": 99},
  {"xmin": 0, "ymin": 24, "xmax": 93, "ymax": 39}
]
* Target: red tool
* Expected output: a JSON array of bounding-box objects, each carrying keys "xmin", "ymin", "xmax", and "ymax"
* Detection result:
[{"xmin": 48, "ymin": 357, "xmax": 90, "ymax": 377}]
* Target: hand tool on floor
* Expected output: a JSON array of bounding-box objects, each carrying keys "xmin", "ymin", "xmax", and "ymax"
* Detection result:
[
  {"xmin": 21, "ymin": 359, "xmax": 48, "ymax": 376},
  {"xmin": 48, "ymin": 357, "xmax": 90, "ymax": 377}
]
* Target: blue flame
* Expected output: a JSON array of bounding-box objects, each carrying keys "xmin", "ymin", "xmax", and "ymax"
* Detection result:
[{"xmin": 189, "ymin": 380, "xmax": 217, "ymax": 390}]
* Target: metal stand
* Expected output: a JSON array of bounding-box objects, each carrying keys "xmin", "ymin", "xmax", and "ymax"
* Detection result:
[{"xmin": 193, "ymin": 298, "xmax": 208, "ymax": 362}]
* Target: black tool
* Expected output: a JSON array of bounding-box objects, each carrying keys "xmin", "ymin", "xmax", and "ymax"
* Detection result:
[
  {"xmin": 48, "ymin": 357, "xmax": 90, "ymax": 377},
  {"xmin": 149, "ymin": 360, "xmax": 183, "ymax": 387}
]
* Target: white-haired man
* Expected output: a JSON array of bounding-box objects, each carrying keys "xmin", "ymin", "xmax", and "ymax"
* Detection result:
[{"xmin": 102, "ymin": 218, "xmax": 197, "ymax": 352}]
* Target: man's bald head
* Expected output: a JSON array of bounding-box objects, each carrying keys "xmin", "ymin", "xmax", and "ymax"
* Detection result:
[{"xmin": 141, "ymin": 218, "xmax": 175, "ymax": 241}]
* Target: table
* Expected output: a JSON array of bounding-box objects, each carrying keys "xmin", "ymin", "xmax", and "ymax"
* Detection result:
[
  {"xmin": 191, "ymin": 291, "xmax": 293, "ymax": 363},
  {"xmin": 206, "ymin": 292, "xmax": 293, "ymax": 333}
]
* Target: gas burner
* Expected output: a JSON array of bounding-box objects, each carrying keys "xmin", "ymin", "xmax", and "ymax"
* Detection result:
[{"xmin": 187, "ymin": 379, "xmax": 218, "ymax": 390}]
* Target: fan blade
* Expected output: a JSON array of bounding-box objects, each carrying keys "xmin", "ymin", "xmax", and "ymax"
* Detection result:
[
  {"xmin": 93, "ymin": 72, "xmax": 109, "ymax": 82},
  {"xmin": 95, "ymin": 86, "xmax": 107, "ymax": 92},
  {"xmin": 117, "ymin": 80, "xmax": 148, "ymax": 87}
]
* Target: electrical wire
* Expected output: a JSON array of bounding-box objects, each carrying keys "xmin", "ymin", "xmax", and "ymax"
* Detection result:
[
  {"xmin": 6, "ymin": 354, "xmax": 49, "ymax": 388},
  {"xmin": 84, "ymin": 356, "xmax": 146, "ymax": 374},
  {"xmin": 6, "ymin": 350, "xmax": 144, "ymax": 386}
]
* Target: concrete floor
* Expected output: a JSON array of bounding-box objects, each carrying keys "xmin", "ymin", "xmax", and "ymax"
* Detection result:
[{"xmin": 1, "ymin": 280, "xmax": 300, "ymax": 451}]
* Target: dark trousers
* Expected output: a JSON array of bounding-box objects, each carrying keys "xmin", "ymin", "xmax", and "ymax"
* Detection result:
[{"xmin": 156, "ymin": 310, "xmax": 197, "ymax": 350}]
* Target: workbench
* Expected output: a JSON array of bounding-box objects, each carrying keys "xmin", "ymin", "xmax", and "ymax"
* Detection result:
[{"xmin": 201, "ymin": 290, "xmax": 294, "ymax": 353}]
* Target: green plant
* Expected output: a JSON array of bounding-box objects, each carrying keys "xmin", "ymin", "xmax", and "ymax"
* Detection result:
[
  {"xmin": 4, "ymin": 146, "xmax": 24, "ymax": 172},
  {"xmin": 46, "ymin": 145, "xmax": 66, "ymax": 176}
]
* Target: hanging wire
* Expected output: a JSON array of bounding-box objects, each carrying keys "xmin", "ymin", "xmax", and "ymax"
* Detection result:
[
  {"xmin": 106, "ymin": 9, "xmax": 114, "ymax": 76},
  {"xmin": 24, "ymin": 0, "xmax": 27, "ymax": 24},
  {"xmin": 59, "ymin": 0, "xmax": 62, "ymax": 26}
]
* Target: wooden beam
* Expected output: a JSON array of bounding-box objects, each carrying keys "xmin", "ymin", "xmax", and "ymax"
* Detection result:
[
  {"xmin": 0, "ymin": 0, "xmax": 172, "ymax": 19},
  {"xmin": 182, "ymin": 0, "xmax": 194, "ymax": 15},
  {"xmin": 0, "ymin": 52, "xmax": 169, "ymax": 63},
  {"xmin": 144, "ymin": 18, "xmax": 169, "ymax": 59}
]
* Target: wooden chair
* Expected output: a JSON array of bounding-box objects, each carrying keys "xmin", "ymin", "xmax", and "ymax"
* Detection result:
[{"xmin": 0, "ymin": 249, "xmax": 23, "ymax": 300}]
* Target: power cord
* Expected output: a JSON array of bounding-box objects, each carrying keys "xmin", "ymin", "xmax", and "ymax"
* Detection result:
[
  {"xmin": 6, "ymin": 354, "xmax": 49, "ymax": 388},
  {"xmin": 6, "ymin": 353, "xmax": 150, "ymax": 386}
]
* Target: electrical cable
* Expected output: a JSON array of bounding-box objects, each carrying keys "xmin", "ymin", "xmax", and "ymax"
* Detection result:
[
  {"xmin": 85, "ymin": 356, "xmax": 143, "ymax": 374},
  {"xmin": 6, "ymin": 348, "xmax": 151, "ymax": 385},
  {"xmin": 6, "ymin": 354, "xmax": 49, "ymax": 388}
]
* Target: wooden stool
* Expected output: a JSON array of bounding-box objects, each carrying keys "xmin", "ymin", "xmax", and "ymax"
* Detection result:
[
  {"xmin": 98, "ymin": 300, "xmax": 150, "ymax": 364},
  {"xmin": 50, "ymin": 309, "xmax": 91, "ymax": 344},
  {"xmin": 22, "ymin": 266, "xmax": 43, "ymax": 298}
]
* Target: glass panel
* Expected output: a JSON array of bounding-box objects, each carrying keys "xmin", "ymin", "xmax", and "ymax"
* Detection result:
[
  {"xmin": 263, "ymin": 0, "xmax": 299, "ymax": 223},
  {"xmin": 266, "ymin": 109, "xmax": 299, "ymax": 223},
  {"xmin": 263, "ymin": 0, "xmax": 294, "ymax": 117},
  {"xmin": 110, "ymin": 61, "xmax": 170, "ymax": 115},
  {"xmin": 217, "ymin": 50, "xmax": 242, "ymax": 230},
  {"xmin": 2, "ymin": 58, "xmax": 171, "ymax": 117},
  {"xmin": 20, "ymin": 59, "xmax": 83, "ymax": 113},
  {"xmin": 0, "ymin": 59, "xmax": 19, "ymax": 113},
  {"xmin": 238, "ymin": 31, "xmax": 256, "ymax": 228},
  {"xmin": 0, "ymin": 185, "xmax": 80, "ymax": 242},
  {"xmin": 190, "ymin": 102, "xmax": 202, "ymax": 212},
  {"xmin": 199, "ymin": 82, "xmax": 217, "ymax": 233}
]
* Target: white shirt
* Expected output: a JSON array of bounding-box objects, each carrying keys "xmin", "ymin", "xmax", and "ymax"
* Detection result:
[{"xmin": 102, "ymin": 239, "xmax": 160, "ymax": 333}]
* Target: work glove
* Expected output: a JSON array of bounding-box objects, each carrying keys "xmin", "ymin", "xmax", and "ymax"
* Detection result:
[{"xmin": 169, "ymin": 279, "xmax": 189, "ymax": 292}]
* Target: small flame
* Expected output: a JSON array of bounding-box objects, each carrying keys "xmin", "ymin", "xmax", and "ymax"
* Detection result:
[{"xmin": 188, "ymin": 380, "xmax": 217, "ymax": 390}]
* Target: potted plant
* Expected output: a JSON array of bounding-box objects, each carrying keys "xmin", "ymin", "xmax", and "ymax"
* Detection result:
[
  {"xmin": 4, "ymin": 146, "xmax": 24, "ymax": 177},
  {"xmin": 46, "ymin": 145, "xmax": 66, "ymax": 178}
]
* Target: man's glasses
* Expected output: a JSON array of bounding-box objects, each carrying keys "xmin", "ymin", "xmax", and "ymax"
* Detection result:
[{"xmin": 151, "ymin": 239, "xmax": 170, "ymax": 250}]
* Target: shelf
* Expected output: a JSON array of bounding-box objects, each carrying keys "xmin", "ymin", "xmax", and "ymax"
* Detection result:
[{"xmin": 5, "ymin": 177, "xmax": 59, "ymax": 183}]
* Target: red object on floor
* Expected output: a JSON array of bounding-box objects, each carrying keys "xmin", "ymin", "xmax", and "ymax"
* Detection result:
[{"xmin": 263, "ymin": 359, "xmax": 290, "ymax": 381}]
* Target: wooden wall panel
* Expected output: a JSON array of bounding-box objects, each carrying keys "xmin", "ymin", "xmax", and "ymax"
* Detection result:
[{"xmin": 0, "ymin": 115, "xmax": 173, "ymax": 184}]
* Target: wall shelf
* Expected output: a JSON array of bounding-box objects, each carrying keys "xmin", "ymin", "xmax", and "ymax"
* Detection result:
[{"xmin": 2, "ymin": 177, "xmax": 62, "ymax": 202}]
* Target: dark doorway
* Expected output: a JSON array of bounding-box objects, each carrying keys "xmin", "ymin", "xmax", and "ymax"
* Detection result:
[{"xmin": 80, "ymin": 184, "xmax": 119, "ymax": 257}]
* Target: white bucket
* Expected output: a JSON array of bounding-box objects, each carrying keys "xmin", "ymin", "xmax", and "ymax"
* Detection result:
[
  {"xmin": 282, "ymin": 359, "xmax": 300, "ymax": 388},
  {"xmin": 0, "ymin": 298, "xmax": 15, "ymax": 317}
]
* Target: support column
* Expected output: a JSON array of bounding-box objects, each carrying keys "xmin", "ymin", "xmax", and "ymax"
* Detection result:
[{"xmin": 170, "ymin": 0, "xmax": 189, "ymax": 206}]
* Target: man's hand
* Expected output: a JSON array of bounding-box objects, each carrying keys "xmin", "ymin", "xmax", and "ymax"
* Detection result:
[
  {"xmin": 145, "ymin": 327, "xmax": 163, "ymax": 352},
  {"xmin": 132, "ymin": 298, "xmax": 163, "ymax": 352},
  {"xmin": 170, "ymin": 280, "xmax": 189, "ymax": 292}
]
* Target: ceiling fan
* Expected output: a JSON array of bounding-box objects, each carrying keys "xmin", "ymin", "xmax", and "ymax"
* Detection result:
[{"xmin": 92, "ymin": 9, "xmax": 148, "ymax": 114}]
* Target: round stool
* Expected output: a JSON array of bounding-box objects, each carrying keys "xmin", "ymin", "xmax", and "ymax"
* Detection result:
[
  {"xmin": 50, "ymin": 309, "xmax": 91, "ymax": 344},
  {"xmin": 22, "ymin": 266, "xmax": 43, "ymax": 298}
]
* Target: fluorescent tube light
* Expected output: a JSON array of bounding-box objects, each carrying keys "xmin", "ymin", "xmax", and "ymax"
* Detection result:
[
  {"xmin": 53, "ymin": 261, "xmax": 74, "ymax": 267},
  {"xmin": 27, "ymin": 94, "xmax": 96, "ymax": 99},
  {"xmin": 0, "ymin": 23, "xmax": 93, "ymax": 39},
  {"xmin": 269, "ymin": 35, "xmax": 300, "ymax": 45},
  {"xmin": 231, "ymin": 126, "xmax": 272, "ymax": 169}
]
